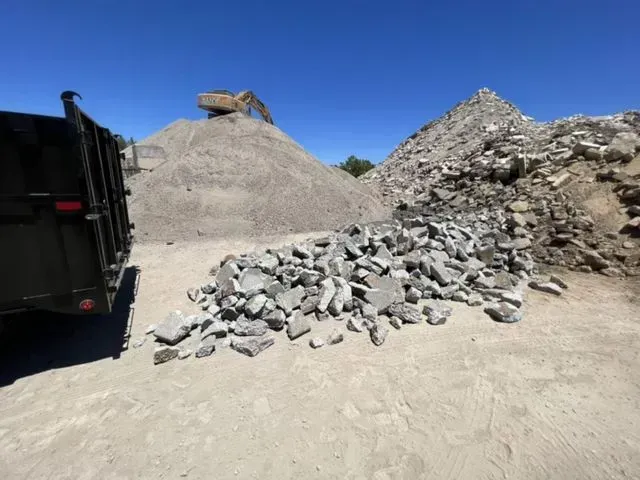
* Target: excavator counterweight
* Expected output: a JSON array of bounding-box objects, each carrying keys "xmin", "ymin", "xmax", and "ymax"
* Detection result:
[{"xmin": 197, "ymin": 89, "xmax": 274, "ymax": 124}]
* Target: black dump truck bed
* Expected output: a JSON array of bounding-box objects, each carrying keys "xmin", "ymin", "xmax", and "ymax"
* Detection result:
[{"xmin": 0, "ymin": 92, "xmax": 133, "ymax": 315}]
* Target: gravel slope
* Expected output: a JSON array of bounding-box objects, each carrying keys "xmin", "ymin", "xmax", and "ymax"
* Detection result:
[{"xmin": 127, "ymin": 113, "xmax": 389, "ymax": 242}]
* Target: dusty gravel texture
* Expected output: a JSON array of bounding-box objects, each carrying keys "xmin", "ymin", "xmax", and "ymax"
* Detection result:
[
  {"xmin": 1, "ymin": 237, "xmax": 639, "ymax": 479},
  {"xmin": 127, "ymin": 113, "xmax": 389, "ymax": 242}
]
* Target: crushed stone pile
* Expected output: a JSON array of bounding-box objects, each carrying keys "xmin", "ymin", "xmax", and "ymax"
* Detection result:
[
  {"xmin": 362, "ymin": 88, "xmax": 640, "ymax": 276},
  {"xmin": 140, "ymin": 211, "xmax": 570, "ymax": 364},
  {"xmin": 126, "ymin": 113, "xmax": 389, "ymax": 241}
]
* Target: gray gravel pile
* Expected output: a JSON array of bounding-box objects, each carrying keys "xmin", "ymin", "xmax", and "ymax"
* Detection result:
[
  {"xmin": 127, "ymin": 113, "xmax": 389, "ymax": 242},
  {"xmin": 362, "ymin": 88, "xmax": 640, "ymax": 276},
  {"xmin": 147, "ymin": 212, "xmax": 570, "ymax": 364}
]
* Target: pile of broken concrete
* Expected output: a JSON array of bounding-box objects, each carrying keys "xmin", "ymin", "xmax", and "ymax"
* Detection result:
[
  {"xmin": 147, "ymin": 212, "xmax": 568, "ymax": 364},
  {"xmin": 363, "ymin": 88, "xmax": 640, "ymax": 276}
]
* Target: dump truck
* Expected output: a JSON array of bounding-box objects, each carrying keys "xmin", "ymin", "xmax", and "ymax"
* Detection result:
[{"xmin": 0, "ymin": 92, "xmax": 134, "ymax": 315}]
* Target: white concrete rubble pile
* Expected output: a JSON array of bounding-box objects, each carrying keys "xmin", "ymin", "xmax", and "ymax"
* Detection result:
[
  {"xmin": 361, "ymin": 88, "xmax": 640, "ymax": 276},
  {"xmin": 148, "ymin": 214, "xmax": 569, "ymax": 365}
]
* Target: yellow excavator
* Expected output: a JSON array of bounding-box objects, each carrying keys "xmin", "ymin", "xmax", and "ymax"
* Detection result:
[{"xmin": 196, "ymin": 90, "xmax": 274, "ymax": 124}]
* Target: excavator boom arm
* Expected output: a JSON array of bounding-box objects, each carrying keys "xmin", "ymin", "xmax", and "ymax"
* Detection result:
[
  {"xmin": 236, "ymin": 91, "xmax": 274, "ymax": 125},
  {"xmin": 196, "ymin": 89, "xmax": 274, "ymax": 125}
]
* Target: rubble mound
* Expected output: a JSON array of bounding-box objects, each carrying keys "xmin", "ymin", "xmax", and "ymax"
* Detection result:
[
  {"xmin": 127, "ymin": 113, "xmax": 389, "ymax": 241},
  {"xmin": 145, "ymin": 210, "xmax": 572, "ymax": 364},
  {"xmin": 361, "ymin": 87, "xmax": 538, "ymax": 196},
  {"xmin": 362, "ymin": 89, "xmax": 640, "ymax": 275}
]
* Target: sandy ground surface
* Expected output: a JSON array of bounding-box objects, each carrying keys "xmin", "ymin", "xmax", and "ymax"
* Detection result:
[{"xmin": 1, "ymin": 235, "xmax": 640, "ymax": 479}]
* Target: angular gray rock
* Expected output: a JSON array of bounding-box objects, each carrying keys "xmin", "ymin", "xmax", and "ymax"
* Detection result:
[
  {"xmin": 328, "ymin": 287, "xmax": 345, "ymax": 316},
  {"xmin": 423, "ymin": 302, "xmax": 452, "ymax": 325},
  {"xmin": 309, "ymin": 337, "xmax": 325, "ymax": 349},
  {"xmin": 153, "ymin": 346, "xmax": 181, "ymax": 365},
  {"xmin": 466, "ymin": 293, "xmax": 483, "ymax": 306},
  {"xmin": 238, "ymin": 268, "xmax": 269, "ymax": 297},
  {"xmin": 361, "ymin": 303, "xmax": 378, "ymax": 322},
  {"xmin": 195, "ymin": 335, "xmax": 217, "ymax": 358},
  {"xmin": 234, "ymin": 317, "xmax": 269, "ymax": 336},
  {"xmin": 231, "ymin": 336, "xmax": 275, "ymax": 357},
  {"xmin": 216, "ymin": 261, "xmax": 240, "ymax": 284},
  {"xmin": 286, "ymin": 311, "xmax": 312, "ymax": 340},
  {"xmin": 484, "ymin": 302, "xmax": 522, "ymax": 323},
  {"xmin": 276, "ymin": 285, "xmax": 305, "ymax": 315},
  {"xmin": 317, "ymin": 278, "xmax": 337, "ymax": 313},
  {"xmin": 201, "ymin": 319, "xmax": 229, "ymax": 339},
  {"xmin": 549, "ymin": 274, "xmax": 568, "ymax": 289},
  {"xmin": 452, "ymin": 291, "xmax": 468, "ymax": 302},
  {"xmin": 363, "ymin": 288, "xmax": 395, "ymax": 314},
  {"xmin": 346, "ymin": 315, "xmax": 367, "ymax": 333},
  {"xmin": 475, "ymin": 245, "xmax": 495, "ymax": 266},
  {"xmin": 220, "ymin": 278, "xmax": 242, "ymax": 298},
  {"xmin": 187, "ymin": 287, "xmax": 201, "ymax": 302},
  {"xmin": 245, "ymin": 294, "xmax": 268, "ymax": 318},
  {"xmin": 258, "ymin": 254, "xmax": 279, "ymax": 275},
  {"xmin": 369, "ymin": 323, "xmax": 389, "ymax": 346},
  {"xmin": 300, "ymin": 295, "xmax": 319, "ymax": 314},
  {"xmin": 389, "ymin": 316, "xmax": 402, "ymax": 330},
  {"xmin": 327, "ymin": 328, "xmax": 344, "ymax": 345},
  {"xmin": 499, "ymin": 291, "xmax": 523, "ymax": 308},
  {"xmin": 153, "ymin": 311, "xmax": 191, "ymax": 346},
  {"xmin": 604, "ymin": 132, "xmax": 639, "ymax": 162},
  {"xmin": 387, "ymin": 303, "xmax": 421, "ymax": 324},
  {"xmin": 405, "ymin": 286, "xmax": 422, "ymax": 303},
  {"xmin": 178, "ymin": 349, "xmax": 192, "ymax": 360},
  {"xmin": 293, "ymin": 245, "xmax": 313, "ymax": 259},
  {"xmin": 528, "ymin": 281, "xmax": 563, "ymax": 296},
  {"xmin": 263, "ymin": 308, "xmax": 286, "ymax": 330},
  {"xmin": 265, "ymin": 280, "xmax": 285, "ymax": 299},
  {"xmin": 430, "ymin": 262, "xmax": 452, "ymax": 286},
  {"xmin": 299, "ymin": 269, "xmax": 323, "ymax": 287}
]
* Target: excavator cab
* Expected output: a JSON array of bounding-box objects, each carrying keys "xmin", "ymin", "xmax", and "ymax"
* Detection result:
[{"xmin": 196, "ymin": 89, "xmax": 274, "ymax": 124}]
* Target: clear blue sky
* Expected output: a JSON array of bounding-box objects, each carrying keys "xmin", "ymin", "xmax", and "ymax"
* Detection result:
[{"xmin": 1, "ymin": 0, "xmax": 638, "ymax": 165}]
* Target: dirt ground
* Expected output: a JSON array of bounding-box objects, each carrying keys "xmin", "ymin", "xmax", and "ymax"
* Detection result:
[{"xmin": 1, "ymin": 235, "xmax": 640, "ymax": 480}]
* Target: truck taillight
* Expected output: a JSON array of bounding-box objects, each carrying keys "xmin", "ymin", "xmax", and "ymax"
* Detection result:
[
  {"xmin": 79, "ymin": 299, "xmax": 95, "ymax": 312},
  {"xmin": 56, "ymin": 201, "xmax": 83, "ymax": 212}
]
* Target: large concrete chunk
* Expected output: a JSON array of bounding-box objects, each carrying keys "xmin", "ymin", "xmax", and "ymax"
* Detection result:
[
  {"xmin": 423, "ymin": 302, "xmax": 452, "ymax": 325},
  {"xmin": 195, "ymin": 335, "xmax": 217, "ymax": 358},
  {"xmin": 263, "ymin": 308, "xmax": 286, "ymax": 330},
  {"xmin": 604, "ymin": 132, "xmax": 639, "ymax": 162},
  {"xmin": 430, "ymin": 262, "xmax": 452, "ymax": 286},
  {"xmin": 484, "ymin": 302, "xmax": 522, "ymax": 323},
  {"xmin": 364, "ymin": 288, "xmax": 395, "ymax": 314},
  {"xmin": 317, "ymin": 278, "xmax": 337, "ymax": 313},
  {"xmin": 238, "ymin": 268, "xmax": 269, "ymax": 297},
  {"xmin": 387, "ymin": 303, "xmax": 421, "ymax": 324},
  {"xmin": 220, "ymin": 278, "xmax": 242, "ymax": 298},
  {"xmin": 231, "ymin": 336, "xmax": 275, "ymax": 357},
  {"xmin": 153, "ymin": 346, "xmax": 181, "ymax": 365},
  {"xmin": 286, "ymin": 311, "xmax": 313, "ymax": 340},
  {"xmin": 216, "ymin": 261, "xmax": 240, "ymax": 284},
  {"xmin": 529, "ymin": 280, "xmax": 562, "ymax": 296},
  {"xmin": 153, "ymin": 311, "xmax": 191, "ymax": 345},
  {"xmin": 234, "ymin": 317, "xmax": 269, "ymax": 336},
  {"xmin": 369, "ymin": 322, "xmax": 389, "ymax": 346},
  {"xmin": 276, "ymin": 285, "xmax": 305, "ymax": 315},
  {"xmin": 244, "ymin": 294, "xmax": 268, "ymax": 317},
  {"xmin": 201, "ymin": 319, "xmax": 229, "ymax": 340},
  {"xmin": 327, "ymin": 287, "xmax": 345, "ymax": 316},
  {"xmin": 258, "ymin": 254, "xmax": 279, "ymax": 275}
]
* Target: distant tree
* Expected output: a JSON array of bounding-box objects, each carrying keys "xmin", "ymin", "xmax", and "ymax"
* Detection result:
[
  {"xmin": 338, "ymin": 155, "xmax": 374, "ymax": 178},
  {"xmin": 128, "ymin": 136, "xmax": 136, "ymax": 146}
]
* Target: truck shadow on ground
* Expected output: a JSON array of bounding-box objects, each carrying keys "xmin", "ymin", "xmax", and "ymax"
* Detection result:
[{"xmin": 0, "ymin": 266, "xmax": 138, "ymax": 387}]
